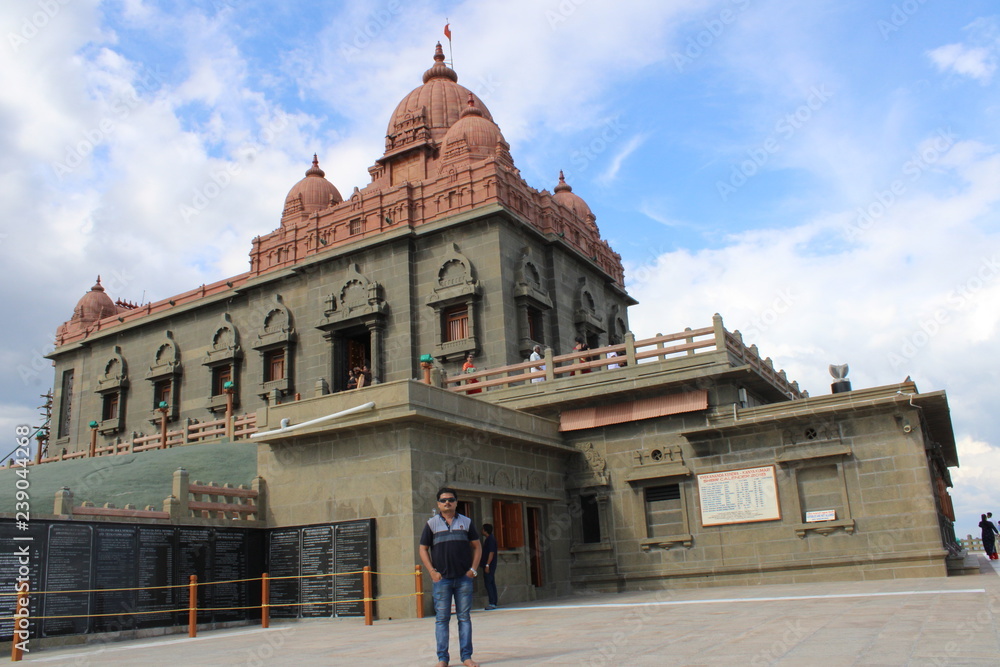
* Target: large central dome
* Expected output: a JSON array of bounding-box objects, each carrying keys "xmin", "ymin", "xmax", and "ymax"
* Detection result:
[{"xmin": 386, "ymin": 43, "xmax": 493, "ymax": 147}]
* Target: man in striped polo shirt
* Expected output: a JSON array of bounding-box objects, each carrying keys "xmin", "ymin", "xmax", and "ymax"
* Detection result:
[{"xmin": 419, "ymin": 487, "xmax": 482, "ymax": 667}]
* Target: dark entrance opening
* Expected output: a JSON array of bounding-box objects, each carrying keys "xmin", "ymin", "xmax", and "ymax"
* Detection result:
[
  {"xmin": 581, "ymin": 494, "xmax": 601, "ymax": 544},
  {"xmin": 331, "ymin": 327, "xmax": 371, "ymax": 392}
]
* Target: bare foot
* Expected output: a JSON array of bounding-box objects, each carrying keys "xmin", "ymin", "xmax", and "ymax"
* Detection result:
[
  {"xmin": 463, "ymin": 660, "xmax": 479, "ymax": 667},
  {"xmin": 436, "ymin": 662, "xmax": 448, "ymax": 667}
]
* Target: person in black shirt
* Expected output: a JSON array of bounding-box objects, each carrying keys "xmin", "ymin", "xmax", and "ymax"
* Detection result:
[{"xmin": 419, "ymin": 488, "xmax": 482, "ymax": 667}]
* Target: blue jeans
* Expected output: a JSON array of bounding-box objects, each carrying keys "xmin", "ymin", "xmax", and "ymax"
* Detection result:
[{"xmin": 433, "ymin": 576, "xmax": 474, "ymax": 662}]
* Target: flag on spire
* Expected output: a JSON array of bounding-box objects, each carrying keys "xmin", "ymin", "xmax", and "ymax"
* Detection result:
[{"xmin": 444, "ymin": 23, "xmax": 452, "ymax": 41}]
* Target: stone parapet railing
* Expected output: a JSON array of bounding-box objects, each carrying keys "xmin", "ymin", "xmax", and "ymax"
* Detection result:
[
  {"xmin": 26, "ymin": 413, "xmax": 258, "ymax": 466},
  {"xmin": 444, "ymin": 314, "xmax": 806, "ymax": 400}
]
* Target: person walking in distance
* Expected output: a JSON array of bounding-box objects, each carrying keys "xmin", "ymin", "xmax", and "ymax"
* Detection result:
[
  {"xmin": 419, "ymin": 488, "xmax": 482, "ymax": 667},
  {"xmin": 983, "ymin": 513, "xmax": 1000, "ymax": 560},
  {"xmin": 481, "ymin": 523, "xmax": 499, "ymax": 610}
]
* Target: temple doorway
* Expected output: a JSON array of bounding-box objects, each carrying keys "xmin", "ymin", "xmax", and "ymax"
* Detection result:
[{"xmin": 331, "ymin": 327, "xmax": 371, "ymax": 391}]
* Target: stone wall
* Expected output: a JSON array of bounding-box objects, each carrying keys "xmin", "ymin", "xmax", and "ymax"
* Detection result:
[{"xmin": 565, "ymin": 394, "xmax": 948, "ymax": 592}]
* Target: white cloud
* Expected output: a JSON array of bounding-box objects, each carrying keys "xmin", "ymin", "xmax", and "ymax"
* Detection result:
[
  {"xmin": 627, "ymin": 134, "xmax": 1000, "ymax": 446},
  {"xmin": 928, "ymin": 43, "xmax": 997, "ymax": 82},
  {"xmin": 598, "ymin": 133, "xmax": 647, "ymax": 185},
  {"xmin": 927, "ymin": 15, "xmax": 1000, "ymax": 84}
]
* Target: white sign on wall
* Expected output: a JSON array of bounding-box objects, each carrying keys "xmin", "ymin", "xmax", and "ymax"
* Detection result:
[
  {"xmin": 697, "ymin": 465, "xmax": 781, "ymax": 527},
  {"xmin": 806, "ymin": 509, "xmax": 837, "ymax": 523}
]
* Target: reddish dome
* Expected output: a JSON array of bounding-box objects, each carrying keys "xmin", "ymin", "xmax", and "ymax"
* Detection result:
[
  {"xmin": 386, "ymin": 43, "xmax": 493, "ymax": 145},
  {"xmin": 552, "ymin": 171, "xmax": 593, "ymax": 220},
  {"xmin": 282, "ymin": 155, "xmax": 342, "ymax": 219},
  {"xmin": 70, "ymin": 277, "xmax": 119, "ymax": 325},
  {"xmin": 442, "ymin": 95, "xmax": 505, "ymax": 160}
]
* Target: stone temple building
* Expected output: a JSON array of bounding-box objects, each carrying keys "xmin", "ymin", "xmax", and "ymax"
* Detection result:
[{"xmin": 41, "ymin": 44, "xmax": 961, "ymax": 619}]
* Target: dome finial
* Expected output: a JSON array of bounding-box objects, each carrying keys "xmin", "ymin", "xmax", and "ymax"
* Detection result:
[
  {"xmin": 555, "ymin": 170, "xmax": 572, "ymax": 193},
  {"xmin": 460, "ymin": 92, "xmax": 484, "ymax": 118},
  {"xmin": 423, "ymin": 42, "xmax": 458, "ymax": 83},
  {"xmin": 306, "ymin": 154, "xmax": 325, "ymax": 178}
]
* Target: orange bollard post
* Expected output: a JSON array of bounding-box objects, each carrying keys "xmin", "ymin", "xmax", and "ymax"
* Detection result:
[
  {"xmin": 188, "ymin": 574, "xmax": 198, "ymax": 637},
  {"xmin": 415, "ymin": 565, "xmax": 424, "ymax": 619},
  {"xmin": 10, "ymin": 582, "xmax": 29, "ymax": 662},
  {"xmin": 261, "ymin": 573, "xmax": 270, "ymax": 629},
  {"xmin": 363, "ymin": 566, "xmax": 373, "ymax": 626}
]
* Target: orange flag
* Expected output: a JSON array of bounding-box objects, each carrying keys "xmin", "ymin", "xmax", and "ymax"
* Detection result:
[{"xmin": 444, "ymin": 23, "xmax": 452, "ymax": 41}]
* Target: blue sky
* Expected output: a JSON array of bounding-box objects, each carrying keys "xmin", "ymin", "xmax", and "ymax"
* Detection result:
[{"xmin": 1, "ymin": 0, "xmax": 999, "ymax": 537}]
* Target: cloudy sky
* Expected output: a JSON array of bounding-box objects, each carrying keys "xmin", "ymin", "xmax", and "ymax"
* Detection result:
[{"xmin": 1, "ymin": 1, "xmax": 998, "ymax": 536}]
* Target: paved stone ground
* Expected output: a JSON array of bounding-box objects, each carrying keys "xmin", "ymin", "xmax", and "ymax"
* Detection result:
[{"xmin": 19, "ymin": 557, "xmax": 1000, "ymax": 666}]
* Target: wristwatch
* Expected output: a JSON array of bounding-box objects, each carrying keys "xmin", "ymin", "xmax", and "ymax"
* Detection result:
[{"xmin": 469, "ymin": 568, "xmax": 477, "ymax": 577}]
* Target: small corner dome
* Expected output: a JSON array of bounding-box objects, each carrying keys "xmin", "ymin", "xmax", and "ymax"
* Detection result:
[
  {"xmin": 71, "ymin": 277, "xmax": 119, "ymax": 324},
  {"xmin": 387, "ymin": 43, "xmax": 494, "ymax": 140},
  {"xmin": 283, "ymin": 155, "xmax": 343, "ymax": 216},
  {"xmin": 552, "ymin": 171, "xmax": 593, "ymax": 220},
  {"xmin": 442, "ymin": 95, "xmax": 505, "ymax": 159}
]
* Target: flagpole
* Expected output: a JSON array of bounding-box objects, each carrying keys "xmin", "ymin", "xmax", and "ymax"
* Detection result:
[{"xmin": 445, "ymin": 19, "xmax": 454, "ymax": 68}]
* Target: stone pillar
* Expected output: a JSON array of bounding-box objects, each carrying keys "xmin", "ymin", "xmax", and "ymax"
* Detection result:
[
  {"xmin": 315, "ymin": 378, "xmax": 330, "ymax": 397},
  {"xmin": 544, "ymin": 348, "xmax": 555, "ymax": 382},
  {"xmin": 623, "ymin": 332, "xmax": 636, "ymax": 367},
  {"xmin": 54, "ymin": 487, "xmax": 74, "ymax": 516},
  {"xmin": 712, "ymin": 312, "xmax": 726, "ymax": 352},
  {"xmin": 169, "ymin": 467, "xmax": 189, "ymax": 520},
  {"xmin": 252, "ymin": 476, "xmax": 267, "ymax": 520},
  {"xmin": 368, "ymin": 322, "xmax": 383, "ymax": 384}
]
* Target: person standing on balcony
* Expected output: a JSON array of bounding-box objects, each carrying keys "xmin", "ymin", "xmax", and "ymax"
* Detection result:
[
  {"xmin": 529, "ymin": 345, "xmax": 545, "ymax": 382},
  {"xmin": 573, "ymin": 336, "xmax": 591, "ymax": 374},
  {"xmin": 462, "ymin": 353, "xmax": 481, "ymax": 394}
]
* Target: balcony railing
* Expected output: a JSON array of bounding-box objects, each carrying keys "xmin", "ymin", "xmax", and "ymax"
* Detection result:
[{"xmin": 444, "ymin": 314, "xmax": 805, "ymax": 400}]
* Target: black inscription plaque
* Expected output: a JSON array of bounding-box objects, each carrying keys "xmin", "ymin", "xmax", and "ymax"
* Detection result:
[
  {"xmin": 175, "ymin": 527, "xmax": 212, "ymax": 624},
  {"xmin": 210, "ymin": 529, "xmax": 247, "ymax": 623},
  {"xmin": 42, "ymin": 523, "xmax": 93, "ymax": 636},
  {"xmin": 0, "ymin": 522, "xmax": 46, "ymax": 643},
  {"xmin": 0, "ymin": 517, "xmax": 367, "ymax": 637},
  {"xmin": 299, "ymin": 526, "xmax": 333, "ymax": 617},
  {"xmin": 266, "ymin": 530, "xmax": 300, "ymax": 619},
  {"xmin": 92, "ymin": 525, "xmax": 138, "ymax": 632},
  {"xmin": 136, "ymin": 526, "xmax": 175, "ymax": 628},
  {"xmin": 334, "ymin": 520, "xmax": 375, "ymax": 617}
]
